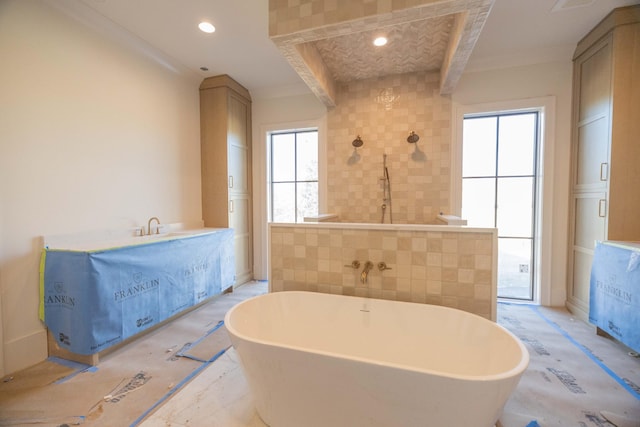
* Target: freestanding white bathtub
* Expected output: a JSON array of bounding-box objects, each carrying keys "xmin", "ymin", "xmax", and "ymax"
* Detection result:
[{"xmin": 225, "ymin": 291, "xmax": 529, "ymax": 427}]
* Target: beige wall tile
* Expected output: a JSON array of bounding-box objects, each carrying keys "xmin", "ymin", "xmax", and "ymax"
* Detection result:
[
  {"xmin": 326, "ymin": 71, "xmax": 451, "ymax": 223},
  {"xmin": 270, "ymin": 225, "xmax": 495, "ymax": 319}
]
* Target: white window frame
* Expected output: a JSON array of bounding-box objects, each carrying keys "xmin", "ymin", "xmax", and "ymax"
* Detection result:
[
  {"xmin": 452, "ymin": 97, "xmax": 556, "ymax": 305},
  {"xmin": 253, "ymin": 118, "xmax": 326, "ymax": 281},
  {"xmin": 269, "ymin": 129, "xmax": 320, "ymax": 223}
]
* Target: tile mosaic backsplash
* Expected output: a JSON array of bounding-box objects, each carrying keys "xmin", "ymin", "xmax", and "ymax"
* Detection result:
[{"xmin": 326, "ymin": 71, "xmax": 452, "ymax": 223}]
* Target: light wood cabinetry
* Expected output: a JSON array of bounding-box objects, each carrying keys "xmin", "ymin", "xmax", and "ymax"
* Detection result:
[
  {"xmin": 200, "ymin": 75, "xmax": 253, "ymax": 286},
  {"xmin": 567, "ymin": 6, "xmax": 640, "ymax": 320}
]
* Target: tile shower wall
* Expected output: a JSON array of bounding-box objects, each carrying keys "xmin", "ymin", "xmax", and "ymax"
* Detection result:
[
  {"xmin": 270, "ymin": 224, "xmax": 496, "ymax": 320},
  {"xmin": 327, "ymin": 71, "xmax": 452, "ymax": 223}
]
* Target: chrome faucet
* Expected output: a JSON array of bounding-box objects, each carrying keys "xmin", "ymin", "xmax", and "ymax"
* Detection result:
[
  {"xmin": 360, "ymin": 261, "xmax": 374, "ymax": 284},
  {"xmin": 147, "ymin": 217, "xmax": 160, "ymax": 235}
]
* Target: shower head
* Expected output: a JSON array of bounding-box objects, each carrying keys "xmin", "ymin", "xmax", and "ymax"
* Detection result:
[
  {"xmin": 352, "ymin": 135, "xmax": 364, "ymax": 148},
  {"xmin": 407, "ymin": 131, "xmax": 419, "ymax": 144}
]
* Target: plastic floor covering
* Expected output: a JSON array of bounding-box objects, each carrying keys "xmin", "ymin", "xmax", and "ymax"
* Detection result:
[{"xmin": 1, "ymin": 284, "xmax": 638, "ymax": 427}]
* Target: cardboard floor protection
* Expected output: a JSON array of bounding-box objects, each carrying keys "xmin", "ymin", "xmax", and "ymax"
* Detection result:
[
  {"xmin": 143, "ymin": 300, "xmax": 640, "ymax": 427},
  {"xmin": 499, "ymin": 303, "xmax": 640, "ymax": 427},
  {"xmin": 0, "ymin": 281, "xmax": 267, "ymax": 427},
  {"xmin": 2, "ymin": 283, "xmax": 638, "ymax": 427}
]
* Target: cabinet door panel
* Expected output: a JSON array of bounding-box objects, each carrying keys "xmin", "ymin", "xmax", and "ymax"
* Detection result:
[
  {"xmin": 575, "ymin": 117, "xmax": 609, "ymax": 188},
  {"xmin": 573, "ymin": 195, "xmax": 606, "ymax": 249},
  {"xmin": 227, "ymin": 95, "xmax": 249, "ymax": 194},
  {"xmin": 571, "ymin": 250, "xmax": 593, "ymax": 305},
  {"xmin": 229, "ymin": 196, "xmax": 252, "ymax": 282},
  {"xmin": 228, "ymin": 144, "xmax": 248, "ymax": 193},
  {"xmin": 229, "ymin": 197, "xmax": 250, "ymax": 234},
  {"xmin": 228, "ymin": 95, "xmax": 248, "ymax": 148},
  {"xmin": 235, "ymin": 234, "xmax": 252, "ymax": 280},
  {"xmin": 578, "ymin": 40, "xmax": 612, "ymax": 122}
]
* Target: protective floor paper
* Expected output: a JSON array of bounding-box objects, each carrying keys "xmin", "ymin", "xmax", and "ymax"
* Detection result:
[{"xmin": 500, "ymin": 303, "xmax": 640, "ymax": 427}]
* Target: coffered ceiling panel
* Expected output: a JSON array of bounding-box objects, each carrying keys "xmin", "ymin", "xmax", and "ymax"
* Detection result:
[
  {"xmin": 313, "ymin": 15, "xmax": 455, "ymax": 83},
  {"xmin": 269, "ymin": 0, "xmax": 495, "ymax": 107}
]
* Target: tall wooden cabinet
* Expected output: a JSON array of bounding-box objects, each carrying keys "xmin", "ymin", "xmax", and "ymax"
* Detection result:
[
  {"xmin": 200, "ymin": 75, "xmax": 253, "ymax": 286},
  {"xmin": 567, "ymin": 5, "xmax": 640, "ymax": 320}
]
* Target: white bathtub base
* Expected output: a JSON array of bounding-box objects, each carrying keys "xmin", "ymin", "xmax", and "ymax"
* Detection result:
[
  {"xmin": 239, "ymin": 345, "xmax": 517, "ymax": 427},
  {"xmin": 226, "ymin": 292, "xmax": 528, "ymax": 427}
]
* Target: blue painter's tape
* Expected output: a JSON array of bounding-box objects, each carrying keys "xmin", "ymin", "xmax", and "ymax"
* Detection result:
[
  {"xmin": 48, "ymin": 356, "xmax": 93, "ymax": 384},
  {"xmin": 176, "ymin": 353, "xmax": 209, "ymax": 363},
  {"xmin": 528, "ymin": 305, "xmax": 640, "ymax": 401},
  {"xmin": 48, "ymin": 356, "xmax": 90, "ymax": 371},
  {"xmin": 129, "ymin": 345, "xmax": 230, "ymax": 427},
  {"xmin": 175, "ymin": 320, "xmax": 225, "ymax": 362}
]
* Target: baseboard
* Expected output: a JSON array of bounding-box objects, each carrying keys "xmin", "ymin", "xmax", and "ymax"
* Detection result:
[
  {"xmin": 4, "ymin": 329, "xmax": 48, "ymax": 375},
  {"xmin": 565, "ymin": 299, "xmax": 589, "ymax": 323}
]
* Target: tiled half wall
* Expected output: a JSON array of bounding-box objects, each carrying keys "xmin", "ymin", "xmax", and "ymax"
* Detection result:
[{"xmin": 270, "ymin": 223, "xmax": 497, "ymax": 320}]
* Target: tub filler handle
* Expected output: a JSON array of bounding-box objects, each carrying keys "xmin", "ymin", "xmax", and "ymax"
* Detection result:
[
  {"xmin": 377, "ymin": 262, "xmax": 392, "ymax": 271},
  {"xmin": 344, "ymin": 260, "xmax": 361, "ymax": 269}
]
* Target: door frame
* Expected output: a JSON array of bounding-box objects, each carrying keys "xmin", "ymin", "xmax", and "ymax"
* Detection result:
[{"xmin": 452, "ymin": 97, "xmax": 556, "ymax": 305}]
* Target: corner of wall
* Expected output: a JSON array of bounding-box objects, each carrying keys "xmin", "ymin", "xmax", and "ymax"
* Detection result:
[{"xmin": 4, "ymin": 329, "xmax": 48, "ymax": 375}]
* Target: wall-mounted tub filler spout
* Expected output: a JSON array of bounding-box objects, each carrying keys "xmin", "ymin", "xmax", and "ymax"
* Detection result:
[
  {"xmin": 360, "ymin": 261, "xmax": 374, "ymax": 284},
  {"xmin": 147, "ymin": 217, "xmax": 160, "ymax": 235}
]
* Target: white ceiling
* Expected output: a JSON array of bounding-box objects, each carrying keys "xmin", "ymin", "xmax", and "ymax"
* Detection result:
[{"xmin": 57, "ymin": 0, "xmax": 640, "ymax": 97}]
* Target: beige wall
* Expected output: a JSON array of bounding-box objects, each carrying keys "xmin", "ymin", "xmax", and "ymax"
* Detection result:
[{"xmin": 0, "ymin": 1, "xmax": 202, "ymax": 375}]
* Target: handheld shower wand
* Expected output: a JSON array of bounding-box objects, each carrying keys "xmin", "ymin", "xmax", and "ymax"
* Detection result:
[{"xmin": 380, "ymin": 154, "xmax": 393, "ymax": 224}]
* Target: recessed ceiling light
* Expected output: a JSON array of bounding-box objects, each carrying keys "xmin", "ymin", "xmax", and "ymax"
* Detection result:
[
  {"xmin": 198, "ymin": 22, "xmax": 215, "ymax": 33},
  {"xmin": 373, "ymin": 36, "xmax": 388, "ymax": 47}
]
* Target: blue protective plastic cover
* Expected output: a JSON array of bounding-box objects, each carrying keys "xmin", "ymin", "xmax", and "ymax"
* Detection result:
[
  {"xmin": 41, "ymin": 229, "xmax": 235, "ymax": 355},
  {"xmin": 589, "ymin": 241, "xmax": 640, "ymax": 353}
]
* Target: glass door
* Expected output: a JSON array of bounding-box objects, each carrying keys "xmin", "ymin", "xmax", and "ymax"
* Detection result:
[{"xmin": 462, "ymin": 112, "xmax": 539, "ymax": 300}]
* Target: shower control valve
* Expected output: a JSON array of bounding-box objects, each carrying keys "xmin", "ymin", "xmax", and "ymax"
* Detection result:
[
  {"xmin": 377, "ymin": 262, "xmax": 392, "ymax": 271},
  {"xmin": 344, "ymin": 260, "xmax": 361, "ymax": 269}
]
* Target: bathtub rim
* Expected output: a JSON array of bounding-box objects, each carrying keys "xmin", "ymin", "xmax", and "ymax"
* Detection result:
[{"xmin": 225, "ymin": 290, "xmax": 529, "ymax": 382}]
